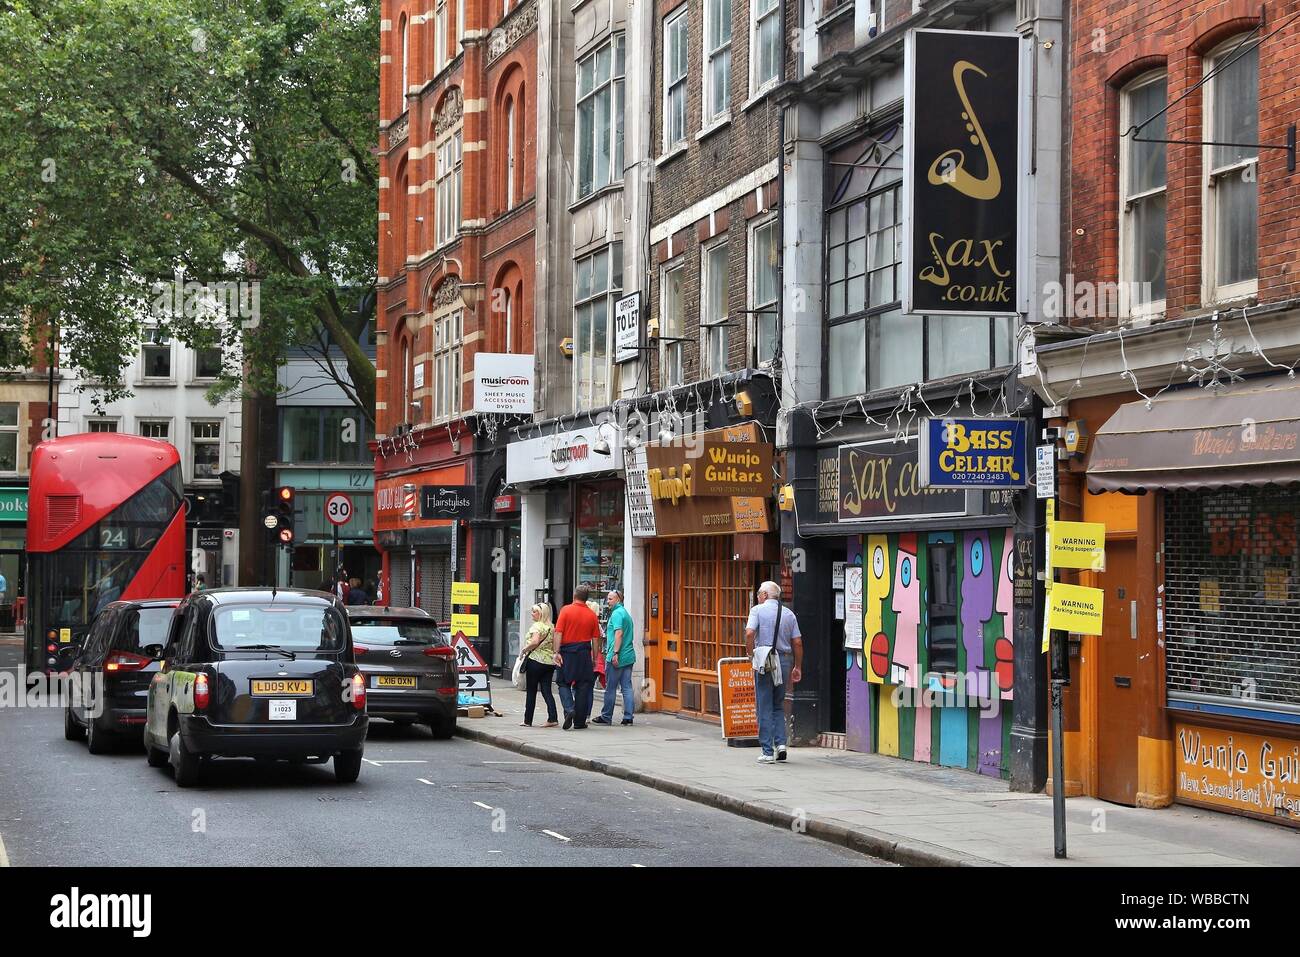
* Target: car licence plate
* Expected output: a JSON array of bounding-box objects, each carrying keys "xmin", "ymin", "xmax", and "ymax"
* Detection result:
[
  {"xmin": 374, "ymin": 675, "xmax": 418, "ymax": 689},
  {"xmin": 251, "ymin": 679, "xmax": 314, "ymax": 696},
  {"xmin": 268, "ymin": 699, "xmax": 297, "ymax": 721}
]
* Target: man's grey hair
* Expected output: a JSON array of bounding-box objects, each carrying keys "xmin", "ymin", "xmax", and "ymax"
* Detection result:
[{"xmin": 759, "ymin": 581, "xmax": 781, "ymax": 600}]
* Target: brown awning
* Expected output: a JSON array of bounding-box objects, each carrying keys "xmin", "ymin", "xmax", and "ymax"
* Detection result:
[{"xmin": 1087, "ymin": 377, "xmax": 1300, "ymax": 492}]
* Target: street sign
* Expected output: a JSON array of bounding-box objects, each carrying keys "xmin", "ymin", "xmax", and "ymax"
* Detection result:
[
  {"xmin": 1050, "ymin": 520, "xmax": 1107, "ymax": 571},
  {"xmin": 325, "ymin": 492, "xmax": 353, "ymax": 526},
  {"xmin": 458, "ymin": 671, "xmax": 489, "ymax": 691},
  {"xmin": 450, "ymin": 581, "xmax": 480, "ymax": 605},
  {"xmin": 197, "ymin": 529, "xmax": 222, "ymax": 549},
  {"xmin": 450, "ymin": 612, "xmax": 480, "ymax": 638},
  {"xmin": 263, "ymin": 514, "xmax": 278, "ymax": 529},
  {"xmin": 1047, "ymin": 581, "xmax": 1105, "ymax": 635},
  {"xmin": 453, "ymin": 634, "xmax": 487, "ymax": 672},
  {"xmin": 1036, "ymin": 446, "xmax": 1055, "ymax": 499}
]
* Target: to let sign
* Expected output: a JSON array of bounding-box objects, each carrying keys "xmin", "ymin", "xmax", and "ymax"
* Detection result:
[{"xmin": 614, "ymin": 292, "xmax": 640, "ymax": 364}]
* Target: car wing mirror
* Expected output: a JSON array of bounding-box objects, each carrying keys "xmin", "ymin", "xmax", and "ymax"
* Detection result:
[{"xmin": 143, "ymin": 644, "xmax": 165, "ymax": 660}]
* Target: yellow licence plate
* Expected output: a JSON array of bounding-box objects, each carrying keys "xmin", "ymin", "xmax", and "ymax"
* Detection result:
[
  {"xmin": 250, "ymin": 679, "xmax": 314, "ymax": 696},
  {"xmin": 375, "ymin": 675, "xmax": 418, "ymax": 689}
]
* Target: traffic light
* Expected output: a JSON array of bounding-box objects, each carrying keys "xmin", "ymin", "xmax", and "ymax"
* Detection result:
[
  {"xmin": 274, "ymin": 486, "xmax": 295, "ymax": 544},
  {"xmin": 278, "ymin": 526, "xmax": 294, "ymax": 545}
]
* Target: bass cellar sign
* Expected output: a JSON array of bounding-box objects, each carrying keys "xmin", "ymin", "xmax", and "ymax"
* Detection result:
[{"xmin": 903, "ymin": 29, "xmax": 1025, "ymax": 317}]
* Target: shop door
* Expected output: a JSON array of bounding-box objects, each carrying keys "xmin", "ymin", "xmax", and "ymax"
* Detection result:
[
  {"xmin": 0, "ymin": 550, "xmax": 23, "ymax": 631},
  {"xmin": 420, "ymin": 549, "xmax": 451, "ymax": 622},
  {"xmin": 1096, "ymin": 540, "xmax": 1139, "ymax": 806},
  {"xmin": 544, "ymin": 545, "xmax": 569, "ymax": 618},
  {"xmin": 390, "ymin": 555, "xmax": 412, "ymax": 607},
  {"xmin": 647, "ymin": 541, "xmax": 682, "ymax": 713}
]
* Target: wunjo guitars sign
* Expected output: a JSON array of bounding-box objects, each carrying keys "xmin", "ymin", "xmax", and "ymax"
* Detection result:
[
  {"xmin": 903, "ymin": 29, "xmax": 1024, "ymax": 316},
  {"xmin": 1175, "ymin": 723, "xmax": 1300, "ymax": 826},
  {"xmin": 643, "ymin": 441, "xmax": 772, "ymax": 499},
  {"xmin": 918, "ymin": 417, "xmax": 1028, "ymax": 488}
]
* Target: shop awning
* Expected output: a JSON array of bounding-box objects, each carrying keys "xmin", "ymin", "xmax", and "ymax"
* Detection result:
[{"xmin": 1087, "ymin": 378, "xmax": 1300, "ymax": 492}]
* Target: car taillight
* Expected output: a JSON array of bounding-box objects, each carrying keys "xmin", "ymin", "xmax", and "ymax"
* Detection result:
[
  {"xmin": 193, "ymin": 673, "xmax": 210, "ymax": 712},
  {"xmin": 423, "ymin": 646, "xmax": 455, "ymax": 658},
  {"xmin": 352, "ymin": 645, "xmax": 369, "ymax": 655},
  {"xmin": 105, "ymin": 652, "xmax": 151, "ymax": 673},
  {"xmin": 350, "ymin": 673, "xmax": 366, "ymax": 710}
]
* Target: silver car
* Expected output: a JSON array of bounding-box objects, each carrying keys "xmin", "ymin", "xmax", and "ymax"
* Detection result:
[{"xmin": 346, "ymin": 606, "xmax": 458, "ymax": 739}]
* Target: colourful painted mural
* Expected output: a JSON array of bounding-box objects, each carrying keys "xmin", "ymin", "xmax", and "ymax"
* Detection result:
[{"xmin": 845, "ymin": 528, "xmax": 1016, "ymax": 778}]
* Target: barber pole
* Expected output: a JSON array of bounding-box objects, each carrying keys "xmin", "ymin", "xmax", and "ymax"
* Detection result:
[{"xmin": 401, "ymin": 483, "xmax": 417, "ymax": 521}]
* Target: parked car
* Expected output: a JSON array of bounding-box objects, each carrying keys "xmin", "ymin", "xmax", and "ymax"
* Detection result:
[
  {"xmin": 346, "ymin": 606, "xmax": 457, "ymax": 739},
  {"xmin": 64, "ymin": 599, "xmax": 179, "ymax": 753},
  {"xmin": 144, "ymin": 588, "xmax": 368, "ymax": 786}
]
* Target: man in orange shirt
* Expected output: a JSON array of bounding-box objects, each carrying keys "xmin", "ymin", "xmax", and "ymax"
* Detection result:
[{"xmin": 554, "ymin": 585, "xmax": 601, "ymax": 729}]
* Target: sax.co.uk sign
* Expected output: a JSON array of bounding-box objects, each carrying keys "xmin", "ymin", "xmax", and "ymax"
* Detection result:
[{"xmin": 903, "ymin": 29, "xmax": 1027, "ymax": 317}]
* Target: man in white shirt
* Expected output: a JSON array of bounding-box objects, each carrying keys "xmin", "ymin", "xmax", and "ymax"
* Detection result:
[{"xmin": 745, "ymin": 581, "xmax": 803, "ymax": 764}]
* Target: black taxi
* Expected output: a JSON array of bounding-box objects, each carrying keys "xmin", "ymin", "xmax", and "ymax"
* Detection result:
[{"xmin": 144, "ymin": 588, "xmax": 368, "ymax": 786}]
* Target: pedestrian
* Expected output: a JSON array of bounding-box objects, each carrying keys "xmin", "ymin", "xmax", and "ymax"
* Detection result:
[
  {"xmin": 335, "ymin": 571, "xmax": 349, "ymax": 604},
  {"xmin": 745, "ymin": 581, "xmax": 804, "ymax": 764},
  {"xmin": 553, "ymin": 585, "xmax": 600, "ymax": 730},
  {"xmin": 587, "ymin": 596, "xmax": 607, "ymax": 688},
  {"xmin": 592, "ymin": 589, "xmax": 635, "ymax": 726},
  {"xmin": 194, "ymin": 574, "xmax": 205, "ymax": 592},
  {"xmin": 518, "ymin": 603, "xmax": 559, "ymax": 728},
  {"xmin": 347, "ymin": 577, "xmax": 368, "ymax": 606}
]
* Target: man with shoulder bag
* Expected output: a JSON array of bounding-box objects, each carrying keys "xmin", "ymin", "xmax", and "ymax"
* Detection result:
[{"xmin": 744, "ymin": 581, "xmax": 803, "ymax": 764}]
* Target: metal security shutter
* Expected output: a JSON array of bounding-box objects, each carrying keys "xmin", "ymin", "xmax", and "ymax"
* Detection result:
[
  {"xmin": 390, "ymin": 556, "xmax": 412, "ymax": 607},
  {"xmin": 419, "ymin": 548, "xmax": 451, "ymax": 621},
  {"xmin": 1164, "ymin": 488, "xmax": 1300, "ymax": 709}
]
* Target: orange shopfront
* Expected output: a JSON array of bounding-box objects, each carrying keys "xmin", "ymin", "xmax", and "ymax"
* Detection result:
[{"xmin": 373, "ymin": 460, "xmax": 470, "ymax": 619}]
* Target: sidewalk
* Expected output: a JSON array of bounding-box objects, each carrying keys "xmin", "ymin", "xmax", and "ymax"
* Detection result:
[{"xmin": 459, "ymin": 683, "xmax": 1300, "ymax": 866}]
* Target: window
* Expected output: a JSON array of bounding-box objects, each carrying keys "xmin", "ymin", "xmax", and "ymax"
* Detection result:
[
  {"xmin": 195, "ymin": 346, "xmax": 222, "ymax": 379},
  {"xmin": 457, "ymin": 0, "xmax": 465, "ymax": 46},
  {"xmin": 436, "ymin": 129, "xmax": 463, "ymax": 246},
  {"xmin": 401, "ymin": 337, "xmax": 413, "ymax": 426},
  {"xmin": 400, "ymin": 16, "xmax": 410, "ymax": 104},
  {"xmin": 576, "ymin": 35, "xmax": 626, "ymax": 199},
  {"xmin": 435, "ymin": 1, "xmax": 448, "ymax": 74},
  {"xmin": 433, "ymin": 309, "xmax": 463, "ymax": 423},
  {"xmin": 190, "ymin": 421, "xmax": 222, "ymax": 479},
  {"xmin": 824, "ymin": 134, "xmax": 1013, "ymax": 397},
  {"xmin": 88, "ymin": 420, "xmax": 119, "ymax": 434},
  {"xmin": 927, "ymin": 541, "xmax": 958, "ymax": 674},
  {"xmin": 574, "ymin": 243, "xmax": 623, "ymax": 411},
  {"xmin": 663, "ymin": 11, "xmax": 688, "ymax": 151},
  {"xmin": 750, "ymin": 0, "xmax": 780, "ymax": 93},
  {"xmin": 505, "ymin": 97, "xmax": 517, "ymax": 209},
  {"xmin": 1121, "ymin": 73, "xmax": 1168, "ymax": 314},
  {"xmin": 703, "ymin": 0, "xmax": 732, "ymax": 125},
  {"xmin": 281, "ymin": 407, "xmax": 368, "ymax": 463},
  {"xmin": 660, "ymin": 262, "xmax": 685, "ymax": 388},
  {"xmin": 0, "ymin": 403, "xmax": 17, "ymax": 472},
  {"xmin": 702, "ymin": 240, "xmax": 730, "ymax": 377},
  {"xmin": 138, "ymin": 420, "xmax": 170, "ymax": 441},
  {"xmin": 142, "ymin": 328, "xmax": 172, "ymax": 379},
  {"xmin": 1205, "ymin": 38, "xmax": 1259, "ymax": 300},
  {"xmin": 750, "ymin": 218, "xmax": 778, "ymax": 365}
]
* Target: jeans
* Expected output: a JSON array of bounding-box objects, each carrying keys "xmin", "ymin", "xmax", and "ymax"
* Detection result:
[
  {"xmin": 754, "ymin": 654, "xmax": 790, "ymax": 756},
  {"xmin": 600, "ymin": 662, "xmax": 635, "ymax": 722},
  {"xmin": 523, "ymin": 658, "xmax": 557, "ymax": 725},
  {"xmin": 555, "ymin": 643, "xmax": 595, "ymax": 726}
]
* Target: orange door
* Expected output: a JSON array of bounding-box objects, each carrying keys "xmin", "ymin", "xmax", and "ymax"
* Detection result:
[
  {"xmin": 647, "ymin": 541, "xmax": 683, "ymax": 713},
  {"xmin": 1096, "ymin": 540, "xmax": 1140, "ymax": 805}
]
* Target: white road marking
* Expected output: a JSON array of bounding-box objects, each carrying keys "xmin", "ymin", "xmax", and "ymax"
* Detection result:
[
  {"xmin": 631, "ymin": 864, "xmax": 645, "ymax": 868},
  {"xmin": 361, "ymin": 758, "xmax": 382, "ymax": 766},
  {"xmin": 0, "ymin": 831, "xmax": 9, "ymax": 867},
  {"xmin": 368, "ymin": 759, "xmax": 428, "ymax": 764},
  {"xmin": 418, "ymin": 778, "xmax": 436, "ymax": 786},
  {"xmin": 481, "ymin": 760, "xmax": 536, "ymax": 764},
  {"xmin": 473, "ymin": 801, "xmax": 494, "ymax": 810},
  {"xmin": 542, "ymin": 829, "xmax": 571, "ymax": 843}
]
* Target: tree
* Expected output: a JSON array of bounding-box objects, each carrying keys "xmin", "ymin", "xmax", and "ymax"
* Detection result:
[{"xmin": 0, "ymin": 0, "xmax": 379, "ymax": 417}]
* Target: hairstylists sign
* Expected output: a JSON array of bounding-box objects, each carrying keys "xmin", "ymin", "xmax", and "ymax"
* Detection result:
[{"xmin": 903, "ymin": 29, "xmax": 1026, "ymax": 317}]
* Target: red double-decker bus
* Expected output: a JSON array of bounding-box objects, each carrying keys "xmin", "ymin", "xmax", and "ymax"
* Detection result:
[{"xmin": 25, "ymin": 433, "xmax": 186, "ymax": 674}]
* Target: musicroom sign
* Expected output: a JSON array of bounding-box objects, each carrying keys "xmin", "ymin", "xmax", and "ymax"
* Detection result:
[
  {"xmin": 902, "ymin": 28, "xmax": 1026, "ymax": 317},
  {"xmin": 507, "ymin": 426, "xmax": 619, "ymax": 484},
  {"xmin": 473, "ymin": 353, "xmax": 534, "ymax": 414}
]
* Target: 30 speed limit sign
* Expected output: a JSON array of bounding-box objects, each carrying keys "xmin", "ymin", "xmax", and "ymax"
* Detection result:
[{"xmin": 325, "ymin": 492, "xmax": 354, "ymax": 526}]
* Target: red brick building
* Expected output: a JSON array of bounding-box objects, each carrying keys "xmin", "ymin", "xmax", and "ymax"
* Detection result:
[
  {"xmin": 1031, "ymin": 0, "xmax": 1300, "ymax": 826},
  {"xmin": 374, "ymin": 0, "xmax": 536, "ymax": 656}
]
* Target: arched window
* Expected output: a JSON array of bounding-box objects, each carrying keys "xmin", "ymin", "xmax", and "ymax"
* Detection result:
[
  {"xmin": 492, "ymin": 264, "xmax": 524, "ymax": 354},
  {"xmin": 392, "ymin": 159, "xmax": 409, "ymax": 273},
  {"xmin": 504, "ymin": 96, "xmax": 516, "ymax": 210},
  {"xmin": 401, "ymin": 336, "xmax": 412, "ymax": 426},
  {"xmin": 400, "ymin": 16, "xmax": 409, "ymax": 108}
]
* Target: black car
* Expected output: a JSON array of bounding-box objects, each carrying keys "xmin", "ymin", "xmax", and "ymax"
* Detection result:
[
  {"xmin": 346, "ymin": 606, "xmax": 458, "ymax": 739},
  {"xmin": 144, "ymin": 588, "xmax": 369, "ymax": 786},
  {"xmin": 64, "ymin": 599, "xmax": 179, "ymax": 754}
]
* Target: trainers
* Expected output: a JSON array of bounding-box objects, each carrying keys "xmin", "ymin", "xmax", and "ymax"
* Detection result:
[
  {"xmin": 562, "ymin": 713, "xmax": 574, "ymax": 730},
  {"xmin": 621, "ymin": 718, "xmax": 633, "ymax": 726},
  {"xmin": 591, "ymin": 716, "xmax": 612, "ymax": 725},
  {"xmin": 756, "ymin": 753, "xmax": 776, "ymax": 764},
  {"xmin": 776, "ymin": 746, "xmax": 787, "ymax": 761}
]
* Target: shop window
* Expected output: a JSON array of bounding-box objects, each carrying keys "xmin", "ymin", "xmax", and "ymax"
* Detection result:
[
  {"xmin": 576, "ymin": 34, "xmax": 626, "ymax": 200},
  {"xmin": 576, "ymin": 481, "xmax": 624, "ymax": 601},
  {"xmin": 703, "ymin": 0, "xmax": 732, "ymax": 125},
  {"xmin": 927, "ymin": 541, "xmax": 959, "ymax": 674},
  {"xmin": 1120, "ymin": 72, "xmax": 1168, "ymax": 316},
  {"xmin": 663, "ymin": 9, "xmax": 688, "ymax": 152},
  {"xmin": 681, "ymin": 537, "xmax": 751, "ymax": 675},
  {"xmin": 1204, "ymin": 38, "xmax": 1259, "ymax": 302},
  {"xmin": 0, "ymin": 403, "xmax": 17, "ymax": 472}
]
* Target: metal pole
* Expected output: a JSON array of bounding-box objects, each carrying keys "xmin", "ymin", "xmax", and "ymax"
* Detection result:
[{"xmin": 1043, "ymin": 426, "xmax": 1068, "ymax": 859}]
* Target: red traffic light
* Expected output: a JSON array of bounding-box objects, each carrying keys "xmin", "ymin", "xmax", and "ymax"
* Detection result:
[
  {"xmin": 278, "ymin": 527, "xmax": 294, "ymax": 544},
  {"xmin": 277, "ymin": 486, "xmax": 294, "ymax": 502}
]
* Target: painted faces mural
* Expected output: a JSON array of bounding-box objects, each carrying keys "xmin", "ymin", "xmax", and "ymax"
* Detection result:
[{"xmin": 844, "ymin": 529, "xmax": 1015, "ymax": 778}]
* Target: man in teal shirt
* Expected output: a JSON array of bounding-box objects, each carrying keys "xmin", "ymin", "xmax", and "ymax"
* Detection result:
[{"xmin": 592, "ymin": 589, "xmax": 635, "ymax": 725}]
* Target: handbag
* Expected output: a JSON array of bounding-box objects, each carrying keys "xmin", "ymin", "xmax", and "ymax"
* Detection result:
[
  {"xmin": 511, "ymin": 653, "xmax": 527, "ymax": 690},
  {"xmin": 751, "ymin": 601, "xmax": 785, "ymax": 685}
]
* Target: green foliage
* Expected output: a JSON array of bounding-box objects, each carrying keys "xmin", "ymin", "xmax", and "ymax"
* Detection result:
[{"xmin": 0, "ymin": 0, "xmax": 379, "ymax": 414}]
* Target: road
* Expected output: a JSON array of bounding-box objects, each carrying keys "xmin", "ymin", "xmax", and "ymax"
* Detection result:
[{"xmin": 0, "ymin": 643, "xmax": 879, "ymax": 867}]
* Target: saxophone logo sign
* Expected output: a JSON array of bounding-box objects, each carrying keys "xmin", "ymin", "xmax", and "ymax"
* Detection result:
[{"xmin": 904, "ymin": 29, "xmax": 1023, "ymax": 316}]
